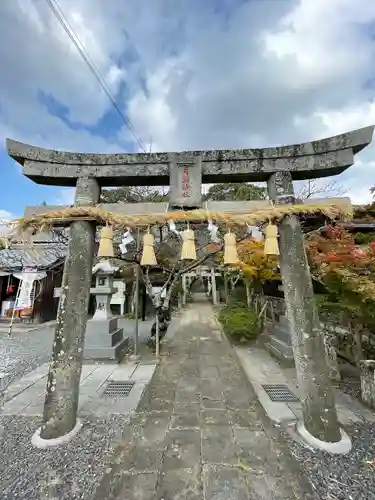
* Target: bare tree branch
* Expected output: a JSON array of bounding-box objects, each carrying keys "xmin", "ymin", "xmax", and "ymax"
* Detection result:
[{"xmin": 296, "ymin": 179, "xmax": 350, "ymax": 201}]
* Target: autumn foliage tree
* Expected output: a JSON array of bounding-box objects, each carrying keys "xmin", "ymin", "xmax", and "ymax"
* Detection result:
[
  {"xmin": 224, "ymin": 237, "xmax": 279, "ymax": 307},
  {"xmin": 236, "ymin": 238, "xmax": 279, "ymax": 285},
  {"xmin": 306, "ymin": 225, "xmax": 375, "ymax": 362}
]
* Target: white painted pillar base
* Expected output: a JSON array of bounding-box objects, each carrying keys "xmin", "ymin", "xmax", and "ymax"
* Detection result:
[
  {"xmin": 297, "ymin": 422, "xmax": 352, "ymax": 454},
  {"xmin": 31, "ymin": 418, "xmax": 83, "ymax": 449}
]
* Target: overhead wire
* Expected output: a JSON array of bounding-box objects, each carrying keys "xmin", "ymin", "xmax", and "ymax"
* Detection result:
[{"xmin": 44, "ymin": 0, "xmax": 148, "ymax": 153}]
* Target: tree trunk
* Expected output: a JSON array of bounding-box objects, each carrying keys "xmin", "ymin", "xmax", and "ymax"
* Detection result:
[
  {"xmin": 40, "ymin": 177, "xmax": 99, "ymax": 441},
  {"xmin": 245, "ymin": 281, "xmax": 251, "ymax": 308},
  {"xmin": 268, "ymin": 171, "xmax": 341, "ymax": 444},
  {"xmin": 141, "ymin": 285, "xmax": 147, "ymax": 321},
  {"xmin": 224, "ymin": 275, "xmax": 229, "ymax": 305},
  {"xmin": 130, "ymin": 281, "xmax": 137, "ymax": 315}
]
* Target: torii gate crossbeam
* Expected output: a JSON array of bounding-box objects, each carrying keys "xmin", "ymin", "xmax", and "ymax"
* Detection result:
[{"xmin": 6, "ymin": 126, "xmax": 374, "ymax": 450}]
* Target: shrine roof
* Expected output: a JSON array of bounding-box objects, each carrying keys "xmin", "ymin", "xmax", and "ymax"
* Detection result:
[{"xmin": 0, "ymin": 243, "xmax": 66, "ymax": 272}]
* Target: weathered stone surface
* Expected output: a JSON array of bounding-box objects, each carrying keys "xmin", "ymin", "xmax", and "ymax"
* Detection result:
[
  {"xmin": 41, "ymin": 177, "xmax": 100, "ymax": 440},
  {"xmin": 7, "ymin": 125, "xmax": 374, "ymax": 185},
  {"xmin": 266, "ymin": 316, "xmax": 295, "ymax": 362},
  {"xmin": 17, "ymin": 150, "xmax": 353, "ymax": 185},
  {"xmin": 203, "ymin": 464, "xmax": 248, "ymax": 500},
  {"xmin": 267, "ymin": 171, "xmax": 341, "ymax": 444},
  {"xmin": 115, "ymin": 473, "xmax": 158, "ymax": 500},
  {"xmin": 359, "ymin": 360, "xmax": 375, "ymax": 409},
  {"xmin": 164, "ymin": 429, "xmax": 201, "ymax": 469},
  {"xmin": 201, "ymin": 409, "xmax": 232, "ymax": 426},
  {"xmin": 233, "ymin": 428, "xmax": 281, "ymax": 469},
  {"xmin": 8, "ymin": 126, "xmax": 373, "ymax": 164},
  {"xmin": 171, "ymin": 412, "xmax": 200, "ymax": 429},
  {"xmin": 169, "ymin": 155, "xmax": 202, "ymax": 208},
  {"xmin": 93, "ymin": 304, "xmax": 318, "ymax": 499},
  {"xmin": 155, "ymin": 468, "xmax": 202, "ymax": 500},
  {"xmin": 323, "ymin": 329, "xmax": 341, "ymax": 381},
  {"xmin": 201, "ymin": 425, "xmax": 238, "ymax": 464}
]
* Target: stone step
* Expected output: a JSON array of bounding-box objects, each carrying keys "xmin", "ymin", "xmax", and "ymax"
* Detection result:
[
  {"xmin": 271, "ymin": 324, "xmax": 292, "ymax": 346},
  {"xmin": 279, "ymin": 315, "xmax": 291, "ymax": 330},
  {"xmin": 106, "ymin": 328, "xmax": 124, "ymax": 348},
  {"xmin": 265, "ymin": 336, "xmax": 295, "ymax": 363},
  {"xmin": 86, "ymin": 317, "xmax": 118, "ymax": 335},
  {"xmin": 84, "ymin": 337, "xmax": 130, "ymax": 362},
  {"xmin": 85, "ymin": 327, "xmax": 124, "ymax": 349}
]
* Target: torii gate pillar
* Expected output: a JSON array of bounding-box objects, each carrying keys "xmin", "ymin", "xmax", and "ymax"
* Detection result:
[
  {"xmin": 42, "ymin": 177, "xmax": 100, "ymax": 441},
  {"xmin": 6, "ymin": 125, "xmax": 374, "ymax": 447},
  {"xmin": 268, "ymin": 171, "xmax": 342, "ymax": 446}
]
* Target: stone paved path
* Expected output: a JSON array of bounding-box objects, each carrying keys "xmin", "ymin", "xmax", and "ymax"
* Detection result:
[{"xmin": 94, "ymin": 303, "xmax": 317, "ymax": 499}]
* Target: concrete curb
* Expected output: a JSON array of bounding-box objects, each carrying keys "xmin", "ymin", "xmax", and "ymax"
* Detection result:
[
  {"xmin": 297, "ymin": 422, "xmax": 352, "ymax": 454},
  {"xmin": 210, "ymin": 313, "xmax": 295, "ymax": 424},
  {"xmin": 233, "ymin": 346, "xmax": 297, "ymax": 423},
  {"xmin": 31, "ymin": 419, "xmax": 83, "ymax": 449}
]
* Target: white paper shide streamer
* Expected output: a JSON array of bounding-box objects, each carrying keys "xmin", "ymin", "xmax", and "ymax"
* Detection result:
[
  {"xmin": 247, "ymin": 225, "xmax": 264, "ymax": 242},
  {"xmin": 119, "ymin": 228, "xmax": 135, "ymax": 254},
  {"xmin": 168, "ymin": 220, "xmax": 180, "ymax": 237},
  {"xmin": 207, "ymin": 219, "xmax": 220, "ymax": 243}
]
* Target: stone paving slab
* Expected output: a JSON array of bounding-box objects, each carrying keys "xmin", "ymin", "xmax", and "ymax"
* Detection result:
[
  {"xmin": 236, "ymin": 345, "xmax": 375, "ymax": 426},
  {"xmin": 94, "ymin": 303, "xmax": 318, "ymax": 500},
  {"xmin": 2, "ymin": 361, "xmax": 157, "ymax": 417}
]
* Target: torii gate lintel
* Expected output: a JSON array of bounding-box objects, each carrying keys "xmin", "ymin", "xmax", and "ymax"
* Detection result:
[{"xmin": 6, "ymin": 125, "xmax": 374, "ymax": 448}]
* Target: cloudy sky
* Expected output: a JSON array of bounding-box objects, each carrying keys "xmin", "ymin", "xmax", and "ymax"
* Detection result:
[{"xmin": 1, "ymin": 0, "xmax": 375, "ymax": 224}]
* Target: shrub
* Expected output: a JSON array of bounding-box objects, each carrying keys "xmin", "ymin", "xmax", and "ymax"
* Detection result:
[
  {"xmin": 228, "ymin": 287, "xmax": 248, "ymax": 308},
  {"xmin": 219, "ymin": 305, "xmax": 260, "ymax": 343},
  {"xmin": 355, "ymin": 232, "xmax": 375, "ymax": 246}
]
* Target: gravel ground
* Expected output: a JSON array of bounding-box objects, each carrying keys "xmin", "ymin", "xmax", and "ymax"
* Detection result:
[
  {"xmin": 0, "ymin": 326, "xmax": 54, "ymax": 386},
  {"xmin": 281, "ymin": 422, "xmax": 375, "ymax": 500},
  {"xmin": 280, "ymin": 367, "xmax": 375, "ymax": 500},
  {"xmin": 338, "ymin": 375, "xmax": 362, "ymax": 401},
  {"xmin": 0, "ymin": 321, "xmax": 153, "ymax": 500},
  {"xmin": 0, "ymin": 414, "xmax": 129, "ymax": 500},
  {"xmin": 0, "ymin": 318, "xmax": 153, "ymax": 388}
]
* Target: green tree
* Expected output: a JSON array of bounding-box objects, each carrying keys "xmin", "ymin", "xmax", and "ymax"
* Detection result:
[
  {"xmin": 101, "ymin": 182, "xmax": 266, "ymax": 204},
  {"xmin": 101, "ymin": 186, "xmax": 167, "ymax": 204},
  {"xmin": 203, "ymin": 182, "xmax": 266, "ymax": 201}
]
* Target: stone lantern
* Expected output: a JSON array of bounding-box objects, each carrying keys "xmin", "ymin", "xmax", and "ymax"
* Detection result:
[{"xmin": 83, "ymin": 259, "xmax": 128, "ymax": 361}]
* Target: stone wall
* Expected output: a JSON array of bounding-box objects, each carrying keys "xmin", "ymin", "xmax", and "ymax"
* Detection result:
[{"xmin": 321, "ymin": 320, "xmax": 375, "ymax": 364}]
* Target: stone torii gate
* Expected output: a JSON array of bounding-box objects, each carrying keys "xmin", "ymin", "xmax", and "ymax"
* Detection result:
[{"xmin": 6, "ymin": 125, "xmax": 374, "ymax": 450}]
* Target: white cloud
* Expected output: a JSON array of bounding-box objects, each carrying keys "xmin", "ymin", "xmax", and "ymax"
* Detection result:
[
  {"xmin": 0, "ymin": 210, "xmax": 17, "ymax": 237},
  {"xmin": 1, "ymin": 0, "xmax": 375, "ymax": 206},
  {"xmin": 262, "ymin": 0, "xmax": 375, "ymax": 87}
]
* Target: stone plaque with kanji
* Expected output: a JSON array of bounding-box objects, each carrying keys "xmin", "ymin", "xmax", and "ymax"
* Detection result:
[{"xmin": 169, "ymin": 156, "xmax": 202, "ymax": 208}]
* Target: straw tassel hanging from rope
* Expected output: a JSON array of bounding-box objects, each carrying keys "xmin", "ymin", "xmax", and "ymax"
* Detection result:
[
  {"xmin": 223, "ymin": 230, "xmax": 239, "ymax": 265},
  {"xmin": 97, "ymin": 226, "xmax": 114, "ymax": 258},
  {"xmin": 140, "ymin": 230, "xmax": 157, "ymax": 266},
  {"xmin": 180, "ymin": 223, "xmax": 196, "ymax": 260},
  {"xmin": 264, "ymin": 222, "xmax": 279, "ymax": 256}
]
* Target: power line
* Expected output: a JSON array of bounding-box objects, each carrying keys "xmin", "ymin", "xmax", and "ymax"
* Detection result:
[{"xmin": 44, "ymin": 0, "xmax": 147, "ymax": 153}]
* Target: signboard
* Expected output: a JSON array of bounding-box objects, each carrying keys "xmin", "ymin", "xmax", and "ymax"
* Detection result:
[
  {"xmin": 169, "ymin": 157, "xmax": 202, "ymax": 208},
  {"xmin": 15, "ymin": 275, "xmax": 34, "ymax": 310},
  {"xmin": 13, "ymin": 269, "xmax": 46, "ymax": 311}
]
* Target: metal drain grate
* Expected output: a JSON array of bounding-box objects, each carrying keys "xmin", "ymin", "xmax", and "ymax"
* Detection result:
[
  {"xmin": 262, "ymin": 384, "xmax": 299, "ymax": 402},
  {"xmin": 101, "ymin": 381, "xmax": 135, "ymax": 397}
]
